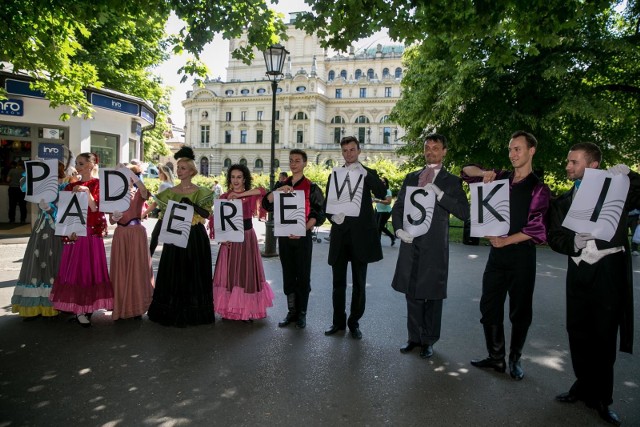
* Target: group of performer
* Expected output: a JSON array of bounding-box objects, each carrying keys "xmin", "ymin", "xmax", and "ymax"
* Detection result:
[{"xmin": 8, "ymin": 132, "xmax": 638, "ymax": 426}]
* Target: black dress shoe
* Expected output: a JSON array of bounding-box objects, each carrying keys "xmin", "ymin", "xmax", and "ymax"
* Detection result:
[
  {"xmin": 278, "ymin": 312, "xmax": 298, "ymax": 328},
  {"xmin": 295, "ymin": 313, "xmax": 306, "ymax": 329},
  {"xmin": 400, "ymin": 341, "xmax": 420, "ymax": 354},
  {"xmin": 324, "ymin": 325, "xmax": 345, "ymax": 335},
  {"xmin": 509, "ymin": 358, "xmax": 524, "ymax": 380},
  {"xmin": 420, "ymin": 344, "xmax": 433, "ymax": 359},
  {"xmin": 470, "ymin": 356, "xmax": 506, "ymax": 372},
  {"xmin": 587, "ymin": 402, "xmax": 621, "ymax": 426},
  {"xmin": 350, "ymin": 327, "xmax": 363, "ymax": 340},
  {"xmin": 555, "ymin": 391, "xmax": 579, "ymax": 403}
]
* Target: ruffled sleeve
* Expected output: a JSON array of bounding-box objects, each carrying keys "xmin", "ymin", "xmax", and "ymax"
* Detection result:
[{"xmin": 521, "ymin": 182, "xmax": 551, "ymax": 244}]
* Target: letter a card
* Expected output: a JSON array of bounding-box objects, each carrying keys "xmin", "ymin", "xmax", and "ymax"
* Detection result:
[{"xmin": 55, "ymin": 192, "xmax": 88, "ymax": 237}]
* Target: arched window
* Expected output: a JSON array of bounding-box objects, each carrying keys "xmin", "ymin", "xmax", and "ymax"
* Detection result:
[
  {"xmin": 225, "ymin": 89, "xmax": 234, "ymax": 96},
  {"xmin": 255, "ymin": 159, "xmax": 263, "ymax": 169},
  {"xmin": 328, "ymin": 70, "xmax": 335, "ymax": 81},
  {"xmin": 395, "ymin": 67, "xmax": 402, "ymax": 78},
  {"xmin": 330, "ymin": 116, "xmax": 345, "ymax": 124},
  {"xmin": 276, "ymin": 87, "xmax": 283, "ymax": 94},
  {"xmin": 199, "ymin": 157, "xmax": 209, "ymax": 176},
  {"xmin": 257, "ymin": 88, "xmax": 266, "ymax": 94},
  {"xmin": 239, "ymin": 158, "xmax": 247, "ymax": 166},
  {"xmin": 294, "ymin": 112, "xmax": 308, "ymax": 120},
  {"xmin": 240, "ymin": 88, "xmax": 250, "ymax": 95},
  {"xmin": 355, "ymin": 115, "xmax": 370, "ymax": 124},
  {"xmin": 367, "ymin": 68, "xmax": 374, "ymax": 79},
  {"xmin": 340, "ymin": 70, "xmax": 347, "ymax": 79},
  {"xmin": 382, "ymin": 68, "xmax": 390, "ymax": 78},
  {"xmin": 223, "ymin": 158, "xmax": 231, "ymax": 168},
  {"xmin": 296, "ymin": 86, "xmax": 306, "ymax": 92},
  {"xmin": 325, "ymin": 159, "xmax": 334, "ymax": 168},
  {"xmin": 380, "ymin": 115, "xmax": 390, "ymax": 123},
  {"xmin": 354, "ymin": 69, "xmax": 362, "ymax": 80},
  {"xmin": 273, "ymin": 159, "xmax": 280, "ymax": 168}
]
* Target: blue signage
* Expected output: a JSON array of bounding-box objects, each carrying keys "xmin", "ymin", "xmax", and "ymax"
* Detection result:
[
  {"xmin": 38, "ymin": 142, "xmax": 65, "ymax": 161},
  {"xmin": 91, "ymin": 93, "xmax": 139, "ymax": 116},
  {"xmin": 140, "ymin": 106, "xmax": 155, "ymax": 125},
  {"xmin": 0, "ymin": 99, "xmax": 24, "ymax": 116},
  {"xmin": 5, "ymin": 79, "xmax": 45, "ymax": 98}
]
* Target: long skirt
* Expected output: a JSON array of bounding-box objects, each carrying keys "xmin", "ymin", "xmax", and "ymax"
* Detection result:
[
  {"xmin": 213, "ymin": 227, "xmax": 274, "ymax": 320},
  {"xmin": 12, "ymin": 213, "xmax": 61, "ymax": 317},
  {"xmin": 50, "ymin": 235, "xmax": 113, "ymax": 314},
  {"xmin": 147, "ymin": 224, "xmax": 214, "ymax": 327},
  {"xmin": 110, "ymin": 224, "xmax": 154, "ymax": 320}
]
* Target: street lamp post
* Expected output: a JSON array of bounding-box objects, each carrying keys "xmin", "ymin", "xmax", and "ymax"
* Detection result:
[{"xmin": 262, "ymin": 44, "xmax": 289, "ymax": 257}]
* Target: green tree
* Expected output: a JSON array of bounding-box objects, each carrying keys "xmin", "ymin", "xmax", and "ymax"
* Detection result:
[
  {"xmin": 0, "ymin": 1, "xmax": 286, "ymax": 138},
  {"xmin": 296, "ymin": 0, "xmax": 640, "ymax": 180}
]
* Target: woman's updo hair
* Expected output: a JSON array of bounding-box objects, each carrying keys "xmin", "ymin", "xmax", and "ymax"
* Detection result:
[{"xmin": 77, "ymin": 152, "xmax": 99, "ymax": 177}]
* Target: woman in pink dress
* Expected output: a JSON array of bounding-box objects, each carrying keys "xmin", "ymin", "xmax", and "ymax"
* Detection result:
[
  {"xmin": 50, "ymin": 152, "xmax": 113, "ymax": 327},
  {"xmin": 109, "ymin": 164, "xmax": 154, "ymax": 320},
  {"xmin": 213, "ymin": 164, "xmax": 274, "ymax": 321}
]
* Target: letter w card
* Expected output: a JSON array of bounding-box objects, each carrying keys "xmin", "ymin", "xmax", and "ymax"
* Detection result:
[
  {"xmin": 99, "ymin": 168, "xmax": 131, "ymax": 213},
  {"xmin": 469, "ymin": 179, "xmax": 510, "ymax": 237},
  {"xmin": 274, "ymin": 190, "xmax": 306, "ymax": 237},
  {"xmin": 403, "ymin": 186, "xmax": 436, "ymax": 238},
  {"xmin": 214, "ymin": 199, "xmax": 244, "ymax": 242},
  {"xmin": 159, "ymin": 200, "xmax": 193, "ymax": 248},
  {"xmin": 562, "ymin": 168, "xmax": 629, "ymax": 241},
  {"xmin": 325, "ymin": 167, "xmax": 364, "ymax": 216}
]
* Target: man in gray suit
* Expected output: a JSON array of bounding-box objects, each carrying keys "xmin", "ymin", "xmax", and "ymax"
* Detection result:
[{"xmin": 391, "ymin": 134, "xmax": 469, "ymax": 358}]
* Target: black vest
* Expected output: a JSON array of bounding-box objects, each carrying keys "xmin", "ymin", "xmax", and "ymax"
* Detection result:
[{"xmin": 509, "ymin": 172, "xmax": 540, "ymax": 236}]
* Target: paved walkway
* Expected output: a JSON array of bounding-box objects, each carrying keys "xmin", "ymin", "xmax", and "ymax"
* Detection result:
[{"xmin": 0, "ymin": 220, "xmax": 638, "ymax": 426}]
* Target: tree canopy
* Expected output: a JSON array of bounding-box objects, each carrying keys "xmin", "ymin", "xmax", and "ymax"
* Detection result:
[
  {"xmin": 296, "ymin": 0, "xmax": 640, "ymax": 180},
  {"xmin": 0, "ymin": 0, "xmax": 287, "ymax": 159}
]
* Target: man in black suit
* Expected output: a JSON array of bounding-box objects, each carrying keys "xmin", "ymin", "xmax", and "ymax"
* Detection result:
[
  {"xmin": 391, "ymin": 134, "xmax": 469, "ymax": 359},
  {"xmin": 547, "ymin": 142, "xmax": 639, "ymax": 426},
  {"xmin": 324, "ymin": 136, "xmax": 386, "ymax": 339}
]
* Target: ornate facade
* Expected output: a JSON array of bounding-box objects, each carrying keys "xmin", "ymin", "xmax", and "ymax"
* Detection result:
[{"xmin": 182, "ymin": 16, "xmax": 406, "ymax": 176}]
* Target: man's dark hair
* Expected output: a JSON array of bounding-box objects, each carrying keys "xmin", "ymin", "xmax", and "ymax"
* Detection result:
[
  {"xmin": 289, "ymin": 148, "xmax": 307, "ymax": 162},
  {"xmin": 570, "ymin": 142, "xmax": 602, "ymax": 164},
  {"xmin": 340, "ymin": 136, "xmax": 360, "ymax": 149},
  {"xmin": 511, "ymin": 130, "xmax": 538, "ymax": 148},
  {"xmin": 279, "ymin": 172, "xmax": 288, "ymax": 179},
  {"xmin": 424, "ymin": 133, "xmax": 447, "ymax": 149}
]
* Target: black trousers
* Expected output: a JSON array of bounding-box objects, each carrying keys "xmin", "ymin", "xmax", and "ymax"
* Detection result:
[
  {"xmin": 331, "ymin": 239, "xmax": 368, "ymax": 329},
  {"xmin": 149, "ymin": 219, "xmax": 162, "ymax": 256},
  {"xmin": 278, "ymin": 231, "xmax": 313, "ymax": 312},
  {"xmin": 480, "ymin": 245, "xmax": 536, "ymax": 330},
  {"xmin": 376, "ymin": 211, "xmax": 394, "ymax": 241},
  {"xmin": 406, "ymin": 296, "xmax": 443, "ymax": 346},
  {"xmin": 8, "ymin": 187, "xmax": 26, "ymax": 223},
  {"xmin": 566, "ymin": 252, "xmax": 624, "ymax": 407}
]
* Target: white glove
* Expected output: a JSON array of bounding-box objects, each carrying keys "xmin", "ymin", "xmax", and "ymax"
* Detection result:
[
  {"xmin": 396, "ymin": 229, "xmax": 414, "ymax": 244},
  {"xmin": 332, "ymin": 212, "xmax": 345, "ymax": 225},
  {"xmin": 607, "ymin": 164, "xmax": 629, "ymax": 176},
  {"xmin": 574, "ymin": 232, "xmax": 594, "ymax": 251},
  {"xmin": 38, "ymin": 199, "xmax": 50, "ymax": 211},
  {"xmin": 425, "ymin": 183, "xmax": 444, "ymax": 201},
  {"xmin": 112, "ymin": 210, "xmax": 124, "ymax": 222}
]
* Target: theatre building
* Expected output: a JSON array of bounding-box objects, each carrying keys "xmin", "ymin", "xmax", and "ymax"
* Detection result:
[{"xmin": 0, "ymin": 67, "xmax": 157, "ymax": 224}]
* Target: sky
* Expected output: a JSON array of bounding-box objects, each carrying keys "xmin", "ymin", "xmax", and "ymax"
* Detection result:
[{"xmin": 153, "ymin": 0, "xmax": 311, "ymax": 128}]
